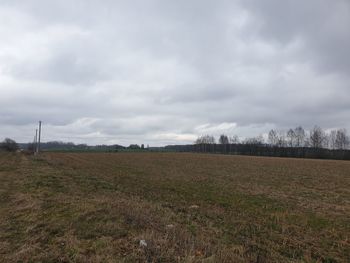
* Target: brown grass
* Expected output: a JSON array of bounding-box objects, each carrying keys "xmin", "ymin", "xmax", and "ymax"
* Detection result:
[{"xmin": 0, "ymin": 152, "xmax": 349, "ymax": 262}]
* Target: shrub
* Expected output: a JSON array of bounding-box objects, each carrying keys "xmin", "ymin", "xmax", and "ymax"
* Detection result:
[{"xmin": 0, "ymin": 138, "xmax": 19, "ymax": 152}]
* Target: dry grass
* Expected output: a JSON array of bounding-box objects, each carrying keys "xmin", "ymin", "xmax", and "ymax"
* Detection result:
[{"xmin": 0, "ymin": 152, "xmax": 349, "ymax": 262}]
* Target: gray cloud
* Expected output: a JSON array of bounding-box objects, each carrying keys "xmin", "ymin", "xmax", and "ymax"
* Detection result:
[
  {"xmin": 0, "ymin": 0, "xmax": 349, "ymax": 146},
  {"xmin": 242, "ymin": 0, "xmax": 350, "ymax": 74}
]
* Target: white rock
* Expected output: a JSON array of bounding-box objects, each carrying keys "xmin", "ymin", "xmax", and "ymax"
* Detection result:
[{"xmin": 139, "ymin": 239, "xmax": 147, "ymax": 248}]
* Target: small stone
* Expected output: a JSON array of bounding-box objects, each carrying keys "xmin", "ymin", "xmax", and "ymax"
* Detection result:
[{"xmin": 139, "ymin": 239, "xmax": 147, "ymax": 248}]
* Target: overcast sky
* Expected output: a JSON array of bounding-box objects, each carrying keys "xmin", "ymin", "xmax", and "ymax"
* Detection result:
[{"xmin": 1, "ymin": 0, "xmax": 349, "ymax": 146}]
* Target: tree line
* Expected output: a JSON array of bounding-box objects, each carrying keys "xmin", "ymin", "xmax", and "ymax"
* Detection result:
[
  {"xmin": 1, "ymin": 125, "xmax": 349, "ymax": 160},
  {"xmin": 165, "ymin": 126, "xmax": 350, "ymax": 160},
  {"xmin": 195, "ymin": 126, "xmax": 349, "ymax": 150},
  {"xmin": 0, "ymin": 139, "xmax": 148, "ymax": 153}
]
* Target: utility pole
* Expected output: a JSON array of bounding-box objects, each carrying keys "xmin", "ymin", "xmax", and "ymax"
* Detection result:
[
  {"xmin": 36, "ymin": 121, "xmax": 42, "ymax": 154},
  {"xmin": 35, "ymin": 129, "xmax": 38, "ymax": 145},
  {"xmin": 34, "ymin": 129, "xmax": 38, "ymax": 154}
]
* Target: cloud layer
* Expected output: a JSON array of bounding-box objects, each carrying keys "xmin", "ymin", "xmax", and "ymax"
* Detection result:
[{"xmin": 1, "ymin": 0, "xmax": 349, "ymax": 145}]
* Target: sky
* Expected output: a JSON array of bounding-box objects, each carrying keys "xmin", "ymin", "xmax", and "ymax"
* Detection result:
[{"xmin": 1, "ymin": 0, "xmax": 349, "ymax": 146}]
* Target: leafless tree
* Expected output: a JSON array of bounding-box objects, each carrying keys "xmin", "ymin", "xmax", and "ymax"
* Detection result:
[
  {"xmin": 218, "ymin": 134, "xmax": 229, "ymax": 144},
  {"xmin": 328, "ymin": 130, "xmax": 337, "ymax": 149},
  {"xmin": 309, "ymin": 126, "xmax": 326, "ymax": 148},
  {"xmin": 268, "ymin": 129, "xmax": 278, "ymax": 146},
  {"xmin": 195, "ymin": 135, "xmax": 216, "ymax": 153},
  {"xmin": 276, "ymin": 131, "xmax": 287, "ymax": 147},
  {"xmin": 287, "ymin": 129, "xmax": 296, "ymax": 147},
  {"xmin": 294, "ymin": 126, "xmax": 305, "ymax": 147},
  {"xmin": 195, "ymin": 136, "xmax": 204, "ymax": 144},
  {"xmin": 195, "ymin": 135, "xmax": 216, "ymax": 144},
  {"xmin": 335, "ymin": 129, "xmax": 349, "ymax": 149},
  {"xmin": 244, "ymin": 135, "xmax": 264, "ymax": 145},
  {"xmin": 229, "ymin": 135, "xmax": 240, "ymax": 144},
  {"xmin": 323, "ymin": 134, "xmax": 330, "ymax": 149}
]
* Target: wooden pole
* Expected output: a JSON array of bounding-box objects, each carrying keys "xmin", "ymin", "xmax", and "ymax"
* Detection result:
[{"xmin": 38, "ymin": 121, "xmax": 42, "ymax": 153}]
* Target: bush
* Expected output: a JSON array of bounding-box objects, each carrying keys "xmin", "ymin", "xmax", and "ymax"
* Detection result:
[{"xmin": 0, "ymin": 138, "xmax": 19, "ymax": 152}]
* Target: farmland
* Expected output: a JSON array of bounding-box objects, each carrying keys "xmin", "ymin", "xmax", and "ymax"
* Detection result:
[{"xmin": 0, "ymin": 152, "xmax": 349, "ymax": 262}]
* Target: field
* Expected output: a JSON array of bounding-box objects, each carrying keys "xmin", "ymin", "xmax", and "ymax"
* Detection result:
[{"xmin": 0, "ymin": 152, "xmax": 349, "ymax": 262}]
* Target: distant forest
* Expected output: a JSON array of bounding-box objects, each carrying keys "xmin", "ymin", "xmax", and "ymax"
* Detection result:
[
  {"xmin": 166, "ymin": 126, "xmax": 350, "ymax": 160},
  {"xmin": 194, "ymin": 125, "xmax": 349, "ymax": 150}
]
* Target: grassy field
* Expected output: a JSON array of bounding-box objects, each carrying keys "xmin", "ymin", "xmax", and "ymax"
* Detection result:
[{"xmin": 0, "ymin": 152, "xmax": 349, "ymax": 262}]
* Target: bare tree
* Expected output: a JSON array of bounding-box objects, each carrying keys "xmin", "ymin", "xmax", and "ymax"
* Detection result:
[
  {"xmin": 195, "ymin": 135, "xmax": 216, "ymax": 144},
  {"xmin": 218, "ymin": 134, "xmax": 229, "ymax": 144},
  {"xmin": 229, "ymin": 135, "xmax": 240, "ymax": 144},
  {"xmin": 1, "ymin": 138, "xmax": 19, "ymax": 152},
  {"xmin": 294, "ymin": 126, "xmax": 305, "ymax": 147},
  {"xmin": 309, "ymin": 126, "xmax": 326, "ymax": 148},
  {"xmin": 268, "ymin": 129, "xmax": 278, "ymax": 146},
  {"xmin": 195, "ymin": 136, "xmax": 204, "ymax": 144},
  {"xmin": 195, "ymin": 135, "xmax": 216, "ymax": 153},
  {"xmin": 276, "ymin": 131, "xmax": 287, "ymax": 147},
  {"xmin": 287, "ymin": 129, "xmax": 296, "ymax": 147},
  {"xmin": 323, "ymin": 134, "xmax": 330, "ymax": 149},
  {"xmin": 244, "ymin": 135, "xmax": 264, "ymax": 145},
  {"xmin": 335, "ymin": 129, "xmax": 349, "ymax": 149},
  {"xmin": 328, "ymin": 130, "xmax": 337, "ymax": 149}
]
